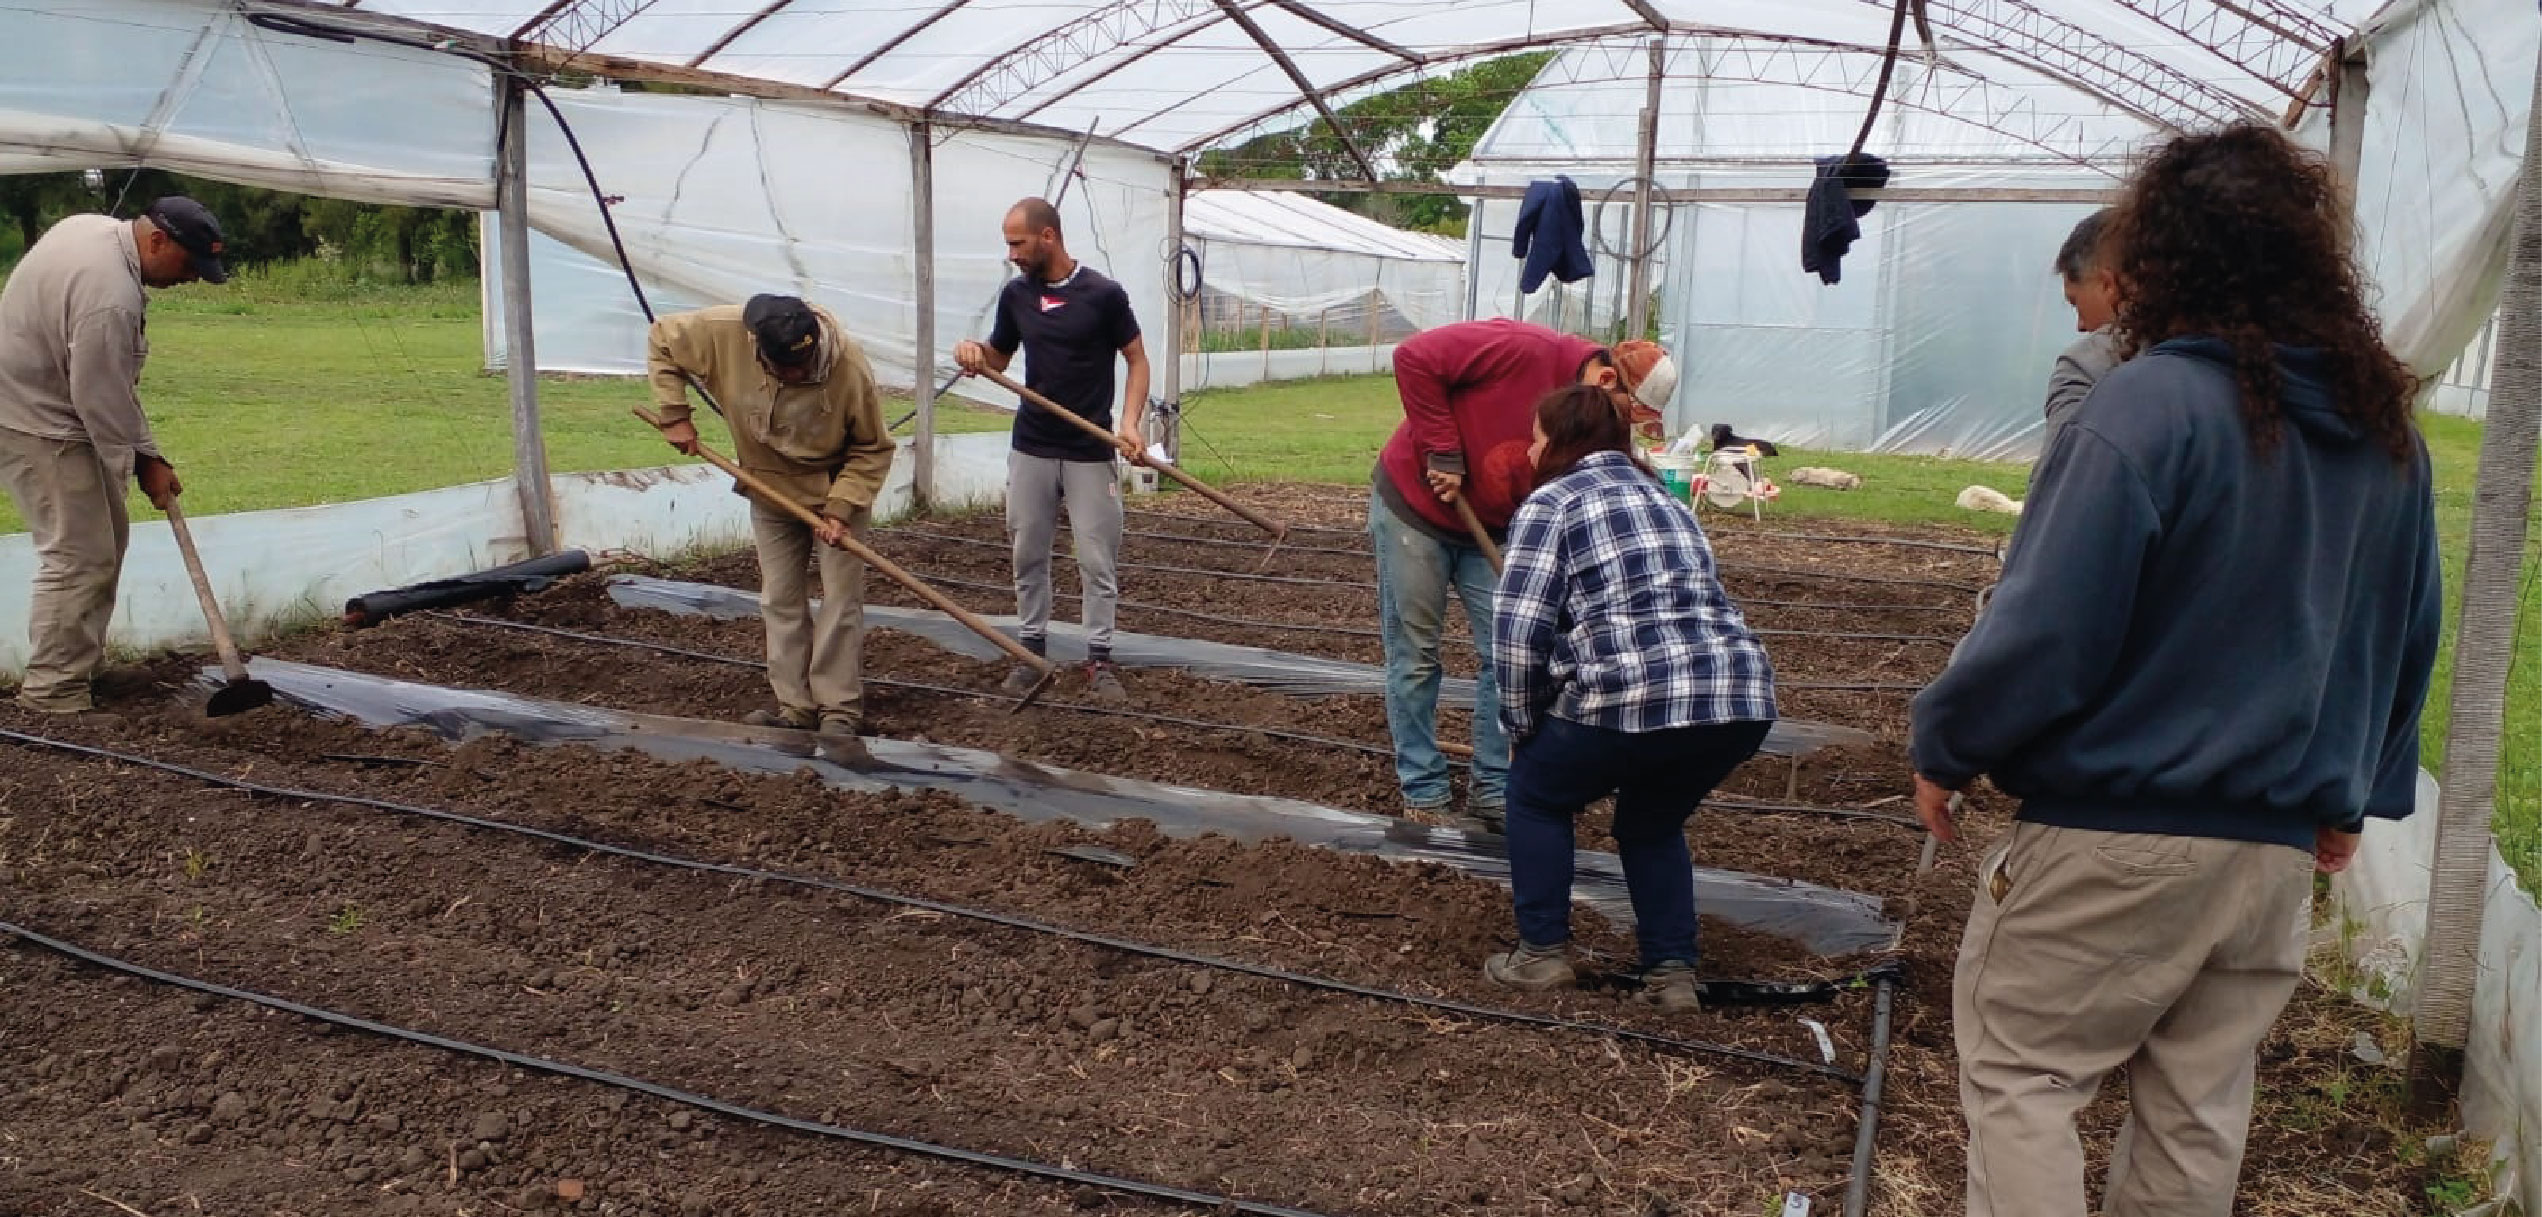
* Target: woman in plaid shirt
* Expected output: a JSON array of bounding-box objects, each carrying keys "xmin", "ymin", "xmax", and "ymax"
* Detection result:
[{"xmin": 1484, "ymin": 385, "xmax": 1779, "ymax": 1011}]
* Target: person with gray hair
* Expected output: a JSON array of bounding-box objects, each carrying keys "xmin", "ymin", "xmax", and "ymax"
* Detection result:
[{"xmin": 2041, "ymin": 208, "xmax": 2124, "ymax": 459}]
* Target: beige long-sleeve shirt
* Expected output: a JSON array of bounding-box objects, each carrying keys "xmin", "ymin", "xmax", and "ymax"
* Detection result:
[
  {"xmin": 0, "ymin": 214, "xmax": 159, "ymax": 475},
  {"xmin": 647, "ymin": 303, "xmax": 895, "ymax": 518}
]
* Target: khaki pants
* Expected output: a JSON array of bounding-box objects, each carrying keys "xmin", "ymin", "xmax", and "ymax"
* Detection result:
[
  {"xmin": 1955, "ymin": 822, "xmax": 2313, "ymax": 1217},
  {"xmin": 751, "ymin": 499, "xmax": 867, "ymax": 721},
  {"xmin": 0, "ymin": 429, "xmax": 129, "ymax": 711}
]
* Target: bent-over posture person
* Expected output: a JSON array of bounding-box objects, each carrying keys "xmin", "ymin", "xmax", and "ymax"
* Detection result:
[
  {"xmin": 648, "ymin": 295, "xmax": 894, "ymax": 750},
  {"xmin": 1911, "ymin": 125, "xmax": 2442, "ymax": 1217},
  {"xmin": 1486, "ymin": 384, "xmax": 1775, "ymax": 1012},
  {"xmin": 1373, "ymin": 319, "xmax": 1675, "ymax": 829},
  {"xmin": 0, "ymin": 197, "xmax": 228, "ymax": 714},
  {"xmin": 954, "ymin": 196, "xmax": 1148, "ymax": 707}
]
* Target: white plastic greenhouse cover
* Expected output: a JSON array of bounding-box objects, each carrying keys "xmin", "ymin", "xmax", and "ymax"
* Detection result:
[
  {"xmin": 493, "ymin": 185, "xmax": 1460, "ymax": 381},
  {"xmin": 296, "ymin": 0, "xmax": 2386, "ymax": 154},
  {"xmin": 1457, "ymin": 39, "xmax": 2132, "ymax": 458},
  {"xmin": 1186, "ymin": 189, "xmax": 1466, "ymax": 336}
]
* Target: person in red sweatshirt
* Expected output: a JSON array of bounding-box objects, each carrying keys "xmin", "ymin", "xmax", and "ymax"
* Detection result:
[{"xmin": 1372, "ymin": 320, "xmax": 1676, "ymax": 828}]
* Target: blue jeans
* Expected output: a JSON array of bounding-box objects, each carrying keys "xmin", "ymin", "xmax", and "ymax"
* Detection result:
[
  {"xmin": 1506, "ymin": 715, "xmax": 1773, "ymax": 967},
  {"xmin": 1371, "ymin": 488, "xmax": 1507, "ymax": 809}
]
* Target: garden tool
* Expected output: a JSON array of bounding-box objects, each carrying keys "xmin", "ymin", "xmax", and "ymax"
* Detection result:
[
  {"xmin": 634, "ymin": 407, "xmax": 1059, "ymax": 710},
  {"xmin": 1451, "ymin": 493, "xmax": 1504, "ymax": 574},
  {"xmin": 164, "ymin": 501, "xmax": 275, "ymax": 716},
  {"xmin": 971, "ymin": 365, "xmax": 1292, "ymax": 570}
]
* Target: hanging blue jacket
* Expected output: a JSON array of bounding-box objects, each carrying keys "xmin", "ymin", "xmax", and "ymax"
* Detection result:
[{"xmin": 1512, "ymin": 176, "xmax": 1592, "ymax": 293}]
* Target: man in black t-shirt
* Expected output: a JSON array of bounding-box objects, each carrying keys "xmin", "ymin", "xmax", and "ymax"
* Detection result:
[{"xmin": 953, "ymin": 196, "xmax": 1149, "ymax": 706}]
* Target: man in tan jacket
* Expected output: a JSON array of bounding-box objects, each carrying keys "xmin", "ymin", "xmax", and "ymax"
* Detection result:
[
  {"xmin": 0, "ymin": 196, "xmax": 228, "ymax": 713},
  {"xmin": 647, "ymin": 295, "xmax": 894, "ymax": 748}
]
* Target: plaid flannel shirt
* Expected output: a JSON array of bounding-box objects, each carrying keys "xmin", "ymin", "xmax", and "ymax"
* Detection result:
[{"xmin": 1492, "ymin": 451, "xmax": 1777, "ymax": 740}]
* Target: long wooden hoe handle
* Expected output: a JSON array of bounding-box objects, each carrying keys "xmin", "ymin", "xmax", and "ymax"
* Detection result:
[
  {"xmin": 635, "ymin": 408, "xmax": 1058, "ymax": 707},
  {"xmin": 972, "ymin": 365, "xmax": 1289, "ymax": 545},
  {"xmin": 164, "ymin": 501, "xmax": 252, "ymax": 683},
  {"xmin": 1452, "ymin": 494, "xmax": 1503, "ymax": 575}
]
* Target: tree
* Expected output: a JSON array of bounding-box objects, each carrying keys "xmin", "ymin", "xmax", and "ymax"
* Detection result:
[{"xmin": 1195, "ymin": 52, "xmax": 1554, "ymax": 236}]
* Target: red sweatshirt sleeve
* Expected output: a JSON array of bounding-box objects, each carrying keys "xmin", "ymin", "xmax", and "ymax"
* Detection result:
[{"xmin": 1389, "ymin": 327, "xmax": 1467, "ymax": 474}]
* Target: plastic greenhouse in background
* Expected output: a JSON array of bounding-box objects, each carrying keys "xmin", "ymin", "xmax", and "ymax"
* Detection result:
[{"xmin": 0, "ymin": 2, "xmax": 2535, "ymax": 1207}]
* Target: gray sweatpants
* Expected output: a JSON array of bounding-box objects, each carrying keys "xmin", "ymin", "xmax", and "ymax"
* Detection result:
[{"xmin": 1007, "ymin": 451, "xmax": 1121, "ymax": 653}]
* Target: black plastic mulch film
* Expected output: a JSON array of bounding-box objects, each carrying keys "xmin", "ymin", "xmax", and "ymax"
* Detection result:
[{"xmin": 607, "ymin": 575, "xmax": 1884, "ymax": 759}]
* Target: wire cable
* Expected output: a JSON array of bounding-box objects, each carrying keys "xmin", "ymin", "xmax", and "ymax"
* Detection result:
[
  {"xmin": 0, "ymin": 727, "xmax": 1862, "ymax": 1081},
  {"xmin": 0, "ymin": 916, "xmax": 1333, "ymax": 1217}
]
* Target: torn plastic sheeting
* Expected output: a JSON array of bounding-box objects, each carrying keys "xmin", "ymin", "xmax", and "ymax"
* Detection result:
[
  {"xmin": 605, "ymin": 575, "xmax": 1877, "ymax": 759},
  {"xmin": 222, "ymin": 659, "xmax": 1899, "ymax": 959}
]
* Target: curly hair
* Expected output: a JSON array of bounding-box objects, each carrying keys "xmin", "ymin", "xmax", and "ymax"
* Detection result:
[{"xmin": 2106, "ymin": 124, "xmax": 2419, "ymax": 464}]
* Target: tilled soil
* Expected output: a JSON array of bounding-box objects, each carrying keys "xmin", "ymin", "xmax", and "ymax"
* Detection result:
[{"xmin": 0, "ymin": 483, "xmax": 2455, "ymax": 1216}]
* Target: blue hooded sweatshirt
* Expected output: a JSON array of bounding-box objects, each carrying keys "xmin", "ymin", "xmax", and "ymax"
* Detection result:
[{"xmin": 1910, "ymin": 337, "xmax": 2442, "ymax": 849}]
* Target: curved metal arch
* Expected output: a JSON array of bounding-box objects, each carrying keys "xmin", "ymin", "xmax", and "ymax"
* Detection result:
[
  {"xmin": 924, "ymin": 0, "xmax": 1230, "ymax": 116},
  {"xmin": 2096, "ymin": 0, "xmax": 2337, "ymax": 99},
  {"xmin": 1902, "ymin": 0, "xmax": 2263, "ymax": 128},
  {"xmin": 1194, "ymin": 36, "xmax": 2139, "ymax": 175}
]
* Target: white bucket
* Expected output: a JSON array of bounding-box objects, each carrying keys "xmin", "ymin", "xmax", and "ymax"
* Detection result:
[{"xmin": 1651, "ymin": 451, "xmax": 1702, "ymax": 504}]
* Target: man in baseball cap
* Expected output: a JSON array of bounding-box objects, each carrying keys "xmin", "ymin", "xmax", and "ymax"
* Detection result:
[
  {"xmin": 646, "ymin": 294, "xmax": 894, "ymax": 759},
  {"xmin": 0, "ymin": 195, "xmax": 230, "ymax": 713},
  {"xmin": 143, "ymin": 196, "xmax": 230, "ymax": 285}
]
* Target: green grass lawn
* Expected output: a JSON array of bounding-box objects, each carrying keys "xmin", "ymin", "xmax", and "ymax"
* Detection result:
[{"xmin": 5, "ymin": 270, "xmax": 2532, "ymax": 891}]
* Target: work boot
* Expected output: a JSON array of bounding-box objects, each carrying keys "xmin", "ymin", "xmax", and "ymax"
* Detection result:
[
  {"xmin": 1463, "ymin": 799, "xmax": 1507, "ymax": 836},
  {"xmin": 1484, "ymin": 941, "xmax": 1577, "ymax": 992},
  {"xmin": 1636, "ymin": 960, "xmax": 1702, "ymax": 1013},
  {"xmin": 815, "ymin": 712, "xmax": 870, "ymax": 765},
  {"xmin": 1084, "ymin": 661, "xmax": 1128, "ymax": 706},
  {"xmin": 741, "ymin": 705, "xmax": 818, "ymax": 731}
]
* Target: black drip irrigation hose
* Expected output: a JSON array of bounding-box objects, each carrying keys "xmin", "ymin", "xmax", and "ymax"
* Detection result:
[
  {"xmin": 876, "ymin": 570, "xmax": 1400, "ymax": 644},
  {"xmin": 1842, "ymin": 978, "xmax": 1900, "ymax": 1217},
  {"xmin": 1122, "ymin": 509, "xmax": 2004, "ymax": 563},
  {"xmin": 880, "ymin": 568, "xmax": 1951, "ymax": 647},
  {"xmin": 0, "ymin": 917, "xmax": 1329, "ymax": 1217},
  {"xmin": 432, "ymin": 614, "xmax": 1923, "ymax": 815},
  {"xmin": 892, "ymin": 529, "xmax": 1356, "ymax": 589},
  {"xmin": 0, "ymin": 727, "xmax": 1861, "ymax": 1082},
  {"xmin": 892, "ymin": 529, "xmax": 1980, "ymax": 597}
]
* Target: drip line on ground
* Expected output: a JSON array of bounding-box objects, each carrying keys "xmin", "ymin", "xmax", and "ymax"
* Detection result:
[
  {"xmin": 432, "ymin": 614, "xmax": 1921, "ymax": 802},
  {"xmin": 887, "ymin": 529, "xmax": 1981, "ymax": 596},
  {"xmin": 1124, "ymin": 508, "xmax": 2001, "ymax": 564},
  {"xmin": 0, "ymin": 727, "xmax": 1864, "ymax": 1082},
  {"xmin": 1842, "ymin": 978, "xmax": 1900, "ymax": 1217},
  {"xmin": 0, "ymin": 917, "xmax": 1332, "ymax": 1217},
  {"xmin": 867, "ymin": 568, "xmax": 1952, "ymax": 646}
]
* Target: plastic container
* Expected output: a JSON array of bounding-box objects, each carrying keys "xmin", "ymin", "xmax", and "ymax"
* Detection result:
[{"xmin": 1652, "ymin": 451, "xmax": 1702, "ymax": 503}]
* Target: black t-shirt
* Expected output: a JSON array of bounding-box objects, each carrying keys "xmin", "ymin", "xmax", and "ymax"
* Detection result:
[{"xmin": 988, "ymin": 264, "xmax": 1141, "ymax": 462}]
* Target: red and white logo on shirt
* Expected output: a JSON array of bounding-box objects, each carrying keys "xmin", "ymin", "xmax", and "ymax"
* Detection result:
[{"xmin": 1039, "ymin": 295, "xmax": 1067, "ymax": 313}]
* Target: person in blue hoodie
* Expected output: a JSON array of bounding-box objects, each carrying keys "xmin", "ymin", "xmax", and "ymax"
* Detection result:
[{"xmin": 1910, "ymin": 124, "xmax": 2441, "ymax": 1217}]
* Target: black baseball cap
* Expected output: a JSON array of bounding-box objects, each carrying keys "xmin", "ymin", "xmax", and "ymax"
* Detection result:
[
  {"xmin": 144, "ymin": 196, "xmax": 229, "ymax": 284},
  {"xmin": 743, "ymin": 294, "xmax": 821, "ymax": 368}
]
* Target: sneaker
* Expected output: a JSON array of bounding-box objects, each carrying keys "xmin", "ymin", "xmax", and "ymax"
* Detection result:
[
  {"xmin": 1084, "ymin": 661, "xmax": 1128, "ymax": 706},
  {"xmin": 741, "ymin": 706, "xmax": 817, "ymax": 730},
  {"xmin": 1637, "ymin": 960, "xmax": 1702, "ymax": 1013},
  {"xmin": 1484, "ymin": 941, "xmax": 1577, "ymax": 991}
]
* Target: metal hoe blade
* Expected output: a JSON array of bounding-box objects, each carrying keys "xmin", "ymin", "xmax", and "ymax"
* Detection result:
[{"xmin": 205, "ymin": 677, "xmax": 276, "ymax": 718}]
